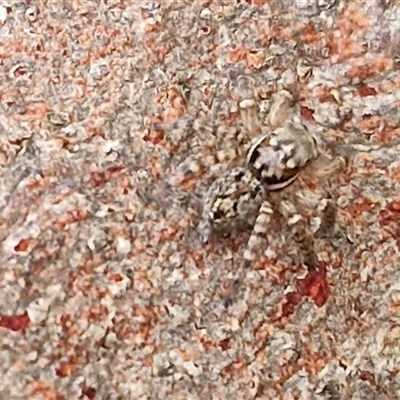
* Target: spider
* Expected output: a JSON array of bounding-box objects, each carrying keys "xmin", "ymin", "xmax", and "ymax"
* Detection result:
[
  {"xmin": 154, "ymin": 88, "xmax": 347, "ymax": 267},
  {"xmin": 195, "ymin": 91, "xmax": 347, "ymax": 267}
]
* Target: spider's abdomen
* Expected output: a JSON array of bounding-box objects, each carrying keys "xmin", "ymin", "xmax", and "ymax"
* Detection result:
[
  {"xmin": 246, "ymin": 120, "xmax": 320, "ymax": 190},
  {"xmin": 197, "ymin": 167, "xmax": 265, "ymax": 242}
]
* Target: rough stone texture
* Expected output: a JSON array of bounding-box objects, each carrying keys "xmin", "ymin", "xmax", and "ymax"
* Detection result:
[{"xmin": 1, "ymin": 1, "xmax": 400, "ymax": 399}]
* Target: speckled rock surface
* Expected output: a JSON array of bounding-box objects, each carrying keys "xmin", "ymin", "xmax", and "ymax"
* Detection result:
[{"xmin": 1, "ymin": 1, "xmax": 400, "ymax": 399}]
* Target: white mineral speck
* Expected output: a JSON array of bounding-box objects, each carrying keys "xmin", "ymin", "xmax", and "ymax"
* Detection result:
[
  {"xmin": 46, "ymin": 284, "xmax": 66, "ymax": 301},
  {"xmin": 26, "ymin": 351, "xmax": 38, "ymax": 362},
  {"xmin": 183, "ymin": 361, "xmax": 201, "ymax": 377},
  {"xmin": 107, "ymin": 275, "xmax": 131, "ymax": 296},
  {"xmin": 115, "ymin": 236, "xmax": 131, "ymax": 255},
  {"xmin": 27, "ymin": 297, "xmax": 52, "ymax": 323},
  {"xmin": 0, "ymin": 6, "xmax": 7, "ymax": 24}
]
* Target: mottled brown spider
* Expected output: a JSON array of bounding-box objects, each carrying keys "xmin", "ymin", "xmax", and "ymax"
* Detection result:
[
  {"xmin": 196, "ymin": 90, "xmax": 346, "ymax": 266},
  {"xmin": 155, "ymin": 88, "xmax": 347, "ymax": 267}
]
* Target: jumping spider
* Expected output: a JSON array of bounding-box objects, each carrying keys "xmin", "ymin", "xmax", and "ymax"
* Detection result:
[
  {"xmin": 155, "ymin": 89, "xmax": 347, "ymax": 267},
  {"xmin": 202, "ymin": 91, "xmax": 347, "ymax": 265}
]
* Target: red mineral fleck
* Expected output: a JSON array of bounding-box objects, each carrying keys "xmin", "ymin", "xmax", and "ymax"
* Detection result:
[
  {"xmin": 347, "ymin": 197, "xmax": 373, "ymax": 216},
  {"xmin": 229, "ymin": 48, "xmax": 247, "ymax": 63},
  {"xmin": 282, "ymin": 291, "xmax": 302, "ymax": 317},
  {"xmin": 300, "ymin": 106, "xmax": 315, "ymax": 122},
  {"xmin": 200, "ymin": 338, "xmax": 213, "ymax": 351},
  {"xmin": 359, "ymin": 370, "xmax": 376, "ymax": 386},
  {"xmin": 302, "ymin": 22, "xmax": 317, "ymax": 43},
  {"xmin": 55, "ymin": 360, "xmax": 75, "ymax": 377},
  {"xmin": 379, "ymin": 201, "xmax": 400, "ymax": 247},
  {"xmin": 69, "ymin": 208, "xmax": 88, "ymax": 223},
  {"xmin": 81, "ymin": 385, "xmax": 96, "ymax": 400},
  {"xmin": 0, "ymin": 311, "xmax": 30, "ymax": 331},
  {"xmin": 389, "ymin": 201, "xmax": 400, "ymax": 212},
  {"xmin": 26, "ymin": 176, "xmax": 46, "ymax": 190},
  {"xmin": 143, "ymin": 130, "xmax": 164, "ymax": 145},
  {"xmin": 379, "ymin": 201, "xmax": 400, "ymax": 225},
  {"xmin": 109, "ymin": 273, "xmax": 123, "ymax": 282},
  {"xmin": 30, "ymin": 380, "xmax": 65, "ymax": 400},
  {"xmin": 89, "ymin": 171, "xmax": 107, "ymax": 187},
  {"xmin": 357, "ymin": 84, "xmax": 377, "ymax": 97},
  {"xmin": 165, "ymin": 142, "xmax": 180, "ymax": 154},
  {"xmin": 12, "ymin": 66, "xmax": 28, "ymax": 77},
  {"xmin": 297, "ymin": 266, "xmax": 330, "ymax": 307},
  {"xmin": 14, "ymin": 238, "xmax": 30, "ymax": 252},
  {"xmin": 218, "ymin": 338, "xmax": 231, "ymax": 351},
  {"xmin": 285, "ymin": 291, "xmax": 302, "ymax": 306},
  {"xmin": 107, "ymin": 165, "xmax": 123, "ymax": 174}
]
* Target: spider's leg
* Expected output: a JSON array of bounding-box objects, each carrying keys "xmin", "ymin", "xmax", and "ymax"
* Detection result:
[
  {"xmin": 266, "ymin": 90, "xmax": 294, "ymax": 129},
  {"xmin": 285, "ymin": 200, "xmax": 320, "ymax": 269},
  {"xmin": 243, "ymin": 199, "xmax": 274, "ymax": 264},
  {"xmin": 291, "ymin": 218, "xmax": 319, "ymax": 269},
  {"xmin": 277, "ymin": 191, "xmax": 319, "ymax": 269},
  {"xmin": 302, "ymin": 154, "xmax": 347, "ymax": 182},
  {"xmin": 239, "ymin": 98, "xmax": 261, "ymax": 139}
]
